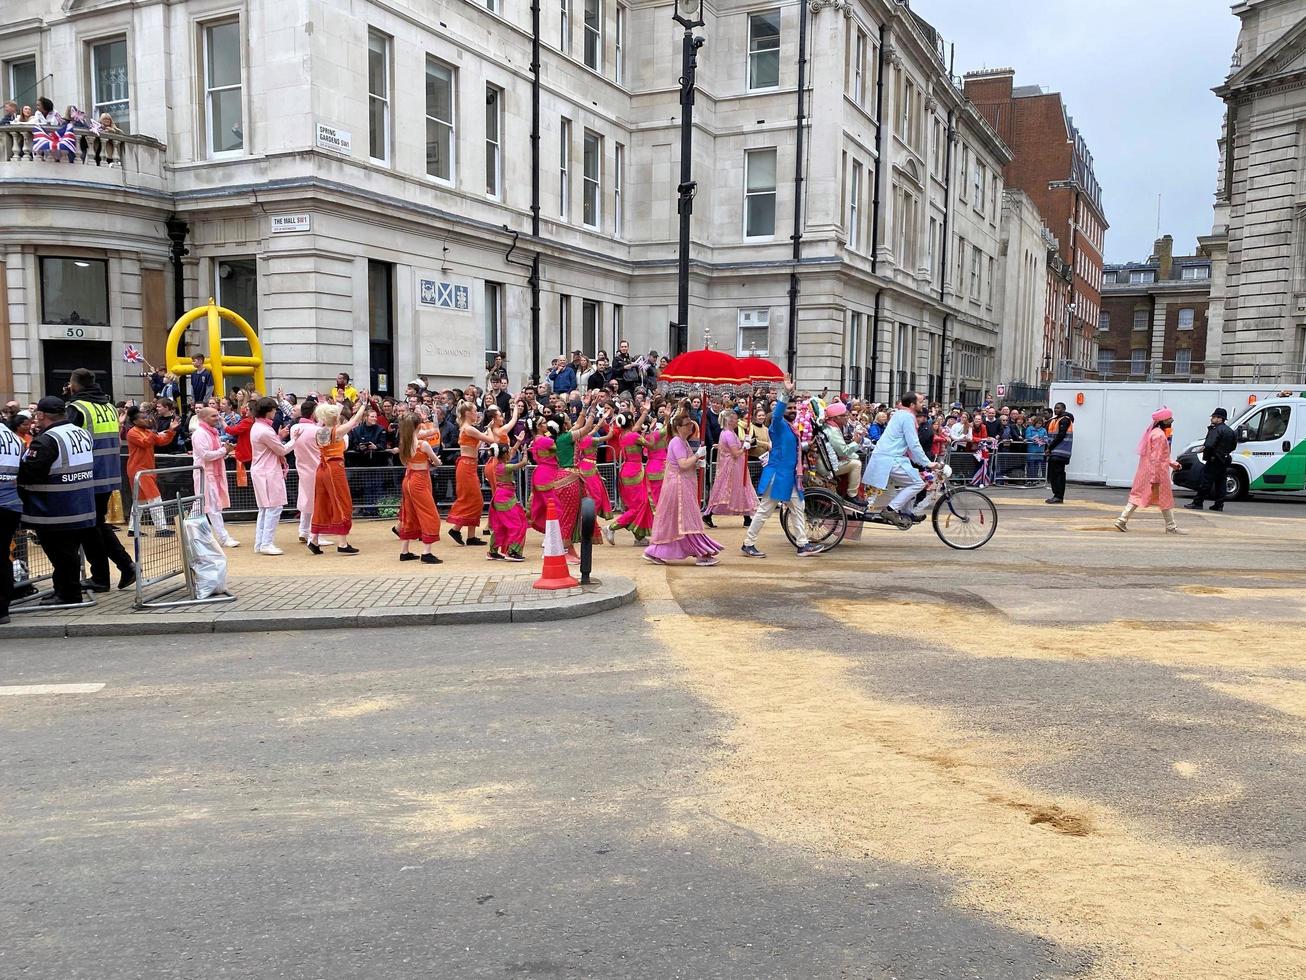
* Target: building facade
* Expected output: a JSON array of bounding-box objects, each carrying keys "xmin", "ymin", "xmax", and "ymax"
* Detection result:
[
  {"xmin": 993, "ymin": 188, "xmax": 1050, "ymax": 400},
  {"xmin": 1, "ymin": 0, "xmax": 1012, "ymax": 404},
  {"xmin": 1204, "ymin": 0, "xmax": 1306, "ymax": 383},
  {"xmin": 963, "ymin": 68, "xmax": 1107, "ymax": 384},
  {"xmin": 1097, "ymin": 235, "xmax": 1212, "ymax": 381}
]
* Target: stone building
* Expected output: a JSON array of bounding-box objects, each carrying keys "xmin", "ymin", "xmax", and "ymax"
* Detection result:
[
  {"xmin": 1097, "ymin": 235, "xmax": 1212, "ymax": 381},
  {"xmin": 963, "ymin": 68, "xmax": 1107, "ymax": 383},
  {"xmin": 1204, "ymin": 0, "xmax": 1306, "ymax": 383},
  {"xmin": 993, "ymin": 188, "xmax": 1051, "ymax": 400},
  {"xmin": 1, "ymin": 0, "xmax": 1011, "ymax": 404}
]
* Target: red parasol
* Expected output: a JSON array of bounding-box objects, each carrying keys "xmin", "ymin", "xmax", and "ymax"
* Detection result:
[
  {"xmin": 657, "ymin": 348, "xmax": 754, "ymax": 396},
  {"xmin": 739, "ymin": 354, "xmax": 785, "ymax": 389}
]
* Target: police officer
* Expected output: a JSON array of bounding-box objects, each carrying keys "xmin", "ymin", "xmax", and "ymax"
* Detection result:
[
  {"xmin": 66, "ymin": 367, "xmax": 135, "ymax": 591},
  {"xmin": 17, "ymin": 396, "xmax": 97, "ymax": 606},
  {"xmin": 1187, "ymin": 407, "xmax": 1238, "ymax": 512},
  {"xmin": 0, "ymin": 416, "xmax": 25, "ymax": 624}
]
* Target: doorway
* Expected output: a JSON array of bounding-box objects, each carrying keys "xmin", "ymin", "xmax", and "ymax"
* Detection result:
[{"xmin": 42, "ymin": 340, "xmax": 113, "ymax": 399}]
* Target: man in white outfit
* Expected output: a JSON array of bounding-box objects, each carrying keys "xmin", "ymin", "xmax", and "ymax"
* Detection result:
[{"xmin": 862, "ymin": 392, "xmax": 941, "ymax": 528}]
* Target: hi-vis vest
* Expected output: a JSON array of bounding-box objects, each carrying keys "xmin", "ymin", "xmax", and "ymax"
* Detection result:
[
  {"xmin": 21, "ymin": 424, "xmax": 97, "ymax": 528},
  {"xmin": 0, "ymin": 424, "xmax": 23, "ymax": 513},
  {"xmin": 71, "ymin": 398, "xmax": 122, "ymax": 491},
  {"xmin": 1050, "ymin": 418, "xmax": 1074, "ymax": 459}
]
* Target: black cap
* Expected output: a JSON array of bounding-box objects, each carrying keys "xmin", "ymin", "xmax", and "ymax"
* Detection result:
[
  {"xmin": 1212, "ymin": 407, "xmax": 1228, "ymax": 420},
  {"xmin": 36, "ymin": 395, "xmax": 66, "ymax": 414}
]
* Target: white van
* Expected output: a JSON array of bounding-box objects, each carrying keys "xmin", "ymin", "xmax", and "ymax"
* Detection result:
[{"xmin": 1174, "ymin": 396, "xmax": 1306, "ymax": 499}]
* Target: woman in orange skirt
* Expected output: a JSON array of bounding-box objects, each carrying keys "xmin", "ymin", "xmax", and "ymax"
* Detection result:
[
  {"xmin": 308, "ymin": 395, "xmax": 369, "ymax": 555},
  {"xmin": 446, "ymin": 401, "xmax": 501, "ymax": 546},
  {"xmin": 396, "ymin": 413, "xmax": 443, "ymax": 564}
]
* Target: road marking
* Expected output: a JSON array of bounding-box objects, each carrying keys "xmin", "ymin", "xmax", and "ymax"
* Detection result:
[{"xmin": 0, "ymin": 683, "xmax": 106, "ymax": 696}]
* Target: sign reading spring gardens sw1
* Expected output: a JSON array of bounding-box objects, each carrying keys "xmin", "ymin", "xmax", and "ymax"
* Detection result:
[
  {"xmin": 417, "ymin": 275, "xmax": 480, "ymax": 380},
  {"xmin": 315, "ymin": 122, "xmax": 352, "ymax": 154}
]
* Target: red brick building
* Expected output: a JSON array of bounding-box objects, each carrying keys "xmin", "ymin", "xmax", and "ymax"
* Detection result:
[{"xmin": 963, "ymin": 69, "xmax": 1108, "ymax": 383}]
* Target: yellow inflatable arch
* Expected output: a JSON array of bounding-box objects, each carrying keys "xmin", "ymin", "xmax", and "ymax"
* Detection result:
[{"xmin": 164, "ymin": 298, "xmax": 266, "ymax": 397}]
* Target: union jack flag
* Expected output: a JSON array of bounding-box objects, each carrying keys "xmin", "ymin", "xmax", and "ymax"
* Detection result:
[
  {"xmin": 32, "ymin": 125, "xmax": 77, "ymax": 158},
  {"xmin": 123, "ymin": 344, "xmax": 143, "ymax": 364}
]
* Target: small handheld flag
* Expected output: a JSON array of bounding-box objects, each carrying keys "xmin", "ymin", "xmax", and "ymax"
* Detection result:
[{"xmin": 123, "ymin": 344, "xmax": 143, "ymax": 364}]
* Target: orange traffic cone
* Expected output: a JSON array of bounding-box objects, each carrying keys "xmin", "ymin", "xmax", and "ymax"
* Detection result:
[{"xmin": 533, "ymin": 500, "xmax": 580, "ymax": 590}]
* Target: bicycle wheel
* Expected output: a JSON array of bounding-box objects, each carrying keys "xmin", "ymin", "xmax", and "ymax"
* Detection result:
[
  {"xmin": 782, "ymin": 487, "xmax": 848, "ymax": 550},
  {"xmin": 932, "ymin": 488, "xmax": 997, "ymax": 550}
]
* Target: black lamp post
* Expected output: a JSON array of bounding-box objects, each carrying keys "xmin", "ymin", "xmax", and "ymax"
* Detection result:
[{"xmin": 671, "ymin": 0, "xmax": 705, "ymax": 357}]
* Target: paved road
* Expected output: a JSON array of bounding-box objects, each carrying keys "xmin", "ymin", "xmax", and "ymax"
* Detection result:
[{"xmin": 2, "ymin": 486, "xmax": 1303, "ymax": 979}]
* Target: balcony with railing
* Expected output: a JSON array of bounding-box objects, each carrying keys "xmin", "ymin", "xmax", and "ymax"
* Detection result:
[{"xmin": 0, "ymin": 125, "xmax": 166, "ymax": 193}]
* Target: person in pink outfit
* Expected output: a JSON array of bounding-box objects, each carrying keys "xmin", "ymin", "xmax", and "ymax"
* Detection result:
[
  {"xmin": 703, "ymin": 408, "xmax": 758, "ymax": 527},
  {"xmin": 643, "ymin": 405, "xmax": 724, "ymax": 567},
  {"xmin": 644, "ymin": 411, "xmax": 670, "ymax": 507},
  {"xmin": 1115, "ymin": 406, "xmax": 1185, "ymax": 534},
  {"xmin": 190, "ymin": 405, "xmax": 237, "ymax": 547},
  {"xmin": 289, "ymin": 401, "xmax": 321, "ymax": 543},
  {"xmin": 249, "ymin": 397, "xmax": 294, "ymax": 554}
]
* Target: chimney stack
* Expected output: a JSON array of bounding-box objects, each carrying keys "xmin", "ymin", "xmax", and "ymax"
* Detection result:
[{"xmin": 1152, "ymin": 234, "xmax": 1174, "ymax": 280}]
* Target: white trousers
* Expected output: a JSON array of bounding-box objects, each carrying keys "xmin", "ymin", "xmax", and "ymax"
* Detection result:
[
  {"xmin": 130, "ymin": 497, "xmax": 167, "ymax": 533},
  {"xmin": 744, "ymin": 490, "xmax": 807, "ymax": 548},
  {"xmin": 255, "ymin": 506, "xmax": 283, "ymax": 550},
  {"xmin": 191, "ymin": 501, "xmax": 234, "ymax": 543},
  {"xmin": 298, "ymin": 506, "xmax": 313, "ymax": 540},
  {"xmin": 868, "ymin": 463, "xmax": 925, "ymax": 513}
]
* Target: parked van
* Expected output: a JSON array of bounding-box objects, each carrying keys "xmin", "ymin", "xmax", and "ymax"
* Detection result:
[{"xmin": 1173, "ymin": 396, "xmax": 1306, "ymax": 499}]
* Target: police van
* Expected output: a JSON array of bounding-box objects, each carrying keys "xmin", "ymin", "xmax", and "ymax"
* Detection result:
[{"xmin": 1174, "ymin": 395, "xmax": 1306, "ymax": 500}]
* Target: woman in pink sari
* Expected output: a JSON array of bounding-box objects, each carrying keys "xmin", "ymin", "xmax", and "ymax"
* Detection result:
[
  {"xmin": 249, "ymin": 397, "xmax": 293, "ymax": 555},
  {"xmin": 603, "ymin": 406, "xmax": 654, "ymax": 545},
  {"xmin": 1115, "ymin": 407, "xmax": 1185, "ymax": 534},
  {"xmin": 704, "ymin": 408, "xmax": 758, "ymax": 527},
  {"xmin": 528, "ymin": 419, "xmax": 560, "ymax": 534},
  {"xmin": 644, "ymin": 409, "xmax": 671, "ymax": 507},
  {"xmin": 289, "ymin": 401, "xmax": 321, "ymax": 543},
  {"xmin": 485, "ymin": 438, "xmax": 530, "ymax": 561},
  {"xmin": 643, "ymin": 407, "xmax": 723, "ymax": 566}
]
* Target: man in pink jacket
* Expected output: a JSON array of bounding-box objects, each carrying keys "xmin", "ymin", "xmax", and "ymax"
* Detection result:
[
  {"xmin": 191, "ymin": 405, "xmax": 237, "ymax": 546},
  {"xmin": 289, "ymin": 401, "xmax": 322, "ymax": 543}
]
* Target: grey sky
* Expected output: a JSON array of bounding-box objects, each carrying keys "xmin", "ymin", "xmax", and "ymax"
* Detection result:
[{"xmin": 919, "ymin": 0, "xmax": 1235, "ymax": 264}]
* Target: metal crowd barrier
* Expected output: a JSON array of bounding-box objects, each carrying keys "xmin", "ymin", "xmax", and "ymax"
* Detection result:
[
  {"xmin": 943, "ymin": 441, "xmax": 1047, "ymax": 489},
  {"xmin": 131, "ymin": 465, "xmax": 237, "ymax": 610},
  {"xmin": 8, "ymin": 529, "xmax": 95, "ymax": 614}
]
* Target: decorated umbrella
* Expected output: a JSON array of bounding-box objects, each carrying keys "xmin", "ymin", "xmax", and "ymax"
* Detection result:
[{"xmin": 656, "ymin": 348, "xmax": 754, "ymax": 397}]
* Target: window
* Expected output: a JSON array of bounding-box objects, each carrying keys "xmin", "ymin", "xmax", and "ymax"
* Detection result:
[
  {"xmin": 214, "ymin": 258, "xmax": 258, "ymax": 358},
  {"xmin": 894, "ymin": 322, "xmax": 912, "ymax": 394},
  {"xmin": 899, "ymin": 77, "xmax": 915, "ymax": 144},
  {"xmin": 583, "ymin": 130, "xmax": 602, "ymax": 228},
  {"xmin": 748, "ymin": 11, "xmax": 781, "ymax": 90},
  {"xmin": 91, "ymin": 38, "xmax": 130, "ymax": 133},
  {"xmin": 848, "ymin": 311, "xmax": 863, "ymax": 385},
  {"xmin": 485, "ymin": 85, "xmax": 502, "ymax": 198},
  {"xmin": 426, "ymin": 59, "xmax": 456, "ymax": 181},
  {"xmin": 1097, "ymin": 349, "xmax": 1114, "ymax": 375},
  {"xmin": 615, "ymin": 4, "xmax": 626, "ymax": 83},
  {"xmin": 744, "ymin": 148, "xmax": 777, "ymax": 238},
  {"xmin": 989, "ymin": 175, "xmax": 998, "ymax": 221},
  {"xmin": 973, "ymin": 161, "xmax": 984, "ymax": 208},
  {"xmin": 559, "ymin": 118, "xmax": 571, "ymax": 219},
  {"xmin": 1133, "ymin": 308, "xmax": 1149, "ymax": 331},
  {"xmin": 848, "ymin": 161, "xmax": 862, "ymax": 250},
  {"xmin": 1178, "ymin": 307, "xmax": 1195, "ymax": 330},
  {"xmin": 928, "ymin": 217, "xmax": 938, "ymax": 280},
  {"xmin": 894, "ymin": 187, "xmax": 918, "ymax": 269},
  {"xmin": 1103, "ymin": 271, "xmax": 1117, "ymax": 285},
  {"xmin": 485, "ymin": 282, "xmax": 503, "ymax": 367},
  {"xmin": 582, "ymin": 299, "xmax": 600, "ymax": 355},
  {"xmin": 955, "ymin": 236, "xmax": 966, "ymax": 291},
  {"xmin": 987, "ymin": 256, "xmax": 995, "ymax": 307},
  {"xmin": 958, "ymin": 145, "xmax": 969, "ymax": 201},
  {"xmin": 584, "ymin": 0, "xmax": 602, "ymax": 71},
  {"xmin": 1129, "ymin": 270, "xmax": 1156, "ymax": 284},
  {"xmin": 559, "ymin": 294, "xmax": 572, "ymax": 351},
  {"xmin": 40, "ymin": 257, "xmax": 109, "ymax": 326},
  {"xmin": 6, "ymin": 58, "xmax": 36, "ymax": 104},
  {"xmin": 484, "ymin": 0, "xmax": 500, "ymax": 13},
  {"xmin": 932, "ymin": 118, "xmax": 945, "ymax": 175},
  {"xmin": 203, "ymin": 20, "xmax": 243, "ymax": 155},
  {"xmin": 1098, "ymin": 311, "xmax": 1110, "ymax": 331},
  {"xmin": 1174, "ymin": 348, "xmax": 1191, "ymax": 374},
  {"xmin": 1130, "ymin": 348, "xmax": 1147, "ymax": 374},
  {"xmin": 368, "ymin": 261, "xmax": 394, "ymax": 393},
  {"xmin": 970, "ymin": 247, "xmax": 981, "ymax": 298},
  {"xmin": 738, "ymin": 308, "xmax": 770, "ymax": 355},
  {"xmin": 847, "ymin": 26, "xmax": 866, "ymax": 106},
  {"xmin": 614, "ymin": 142, "xmax": 625, "ymax": 235},
  {"xmin": 367, "ymin": 31, "xmax": 391, "ymax": 162},
  {"xmin": 1181, "ymin": 265, "xmax": 1210, "ymax": 280},
  {"xmin": 1245, "ymin": 405, "xmax": 1291, "ymax": 441},
  {"xmin": 561, "ymin": 0, "xmax": 571, "ymax": 52}
]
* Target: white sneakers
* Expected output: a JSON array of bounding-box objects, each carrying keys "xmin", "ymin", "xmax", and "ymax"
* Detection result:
[
  {"xmin": 223, "ymin": 538, "xmax": 240, "ymax": 548},
  {"xmin": 257, "ymin": 545, "xmax": 285, "ymax": 555}
]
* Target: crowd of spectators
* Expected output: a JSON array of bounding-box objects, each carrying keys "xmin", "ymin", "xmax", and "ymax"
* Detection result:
[{"xmin": 1, "ymin": 96, "xmax": 120, "ymax": 135}]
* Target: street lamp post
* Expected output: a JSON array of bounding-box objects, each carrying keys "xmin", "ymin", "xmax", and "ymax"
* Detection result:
[{"xmin": 671, "ymin": 0, "xmax": 705, "ymax": 357}]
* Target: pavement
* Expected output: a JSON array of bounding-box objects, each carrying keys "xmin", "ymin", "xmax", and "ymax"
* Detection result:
[{"xmin": 2, "ymin": 485, "xmax": 1304, "ymax": 979}]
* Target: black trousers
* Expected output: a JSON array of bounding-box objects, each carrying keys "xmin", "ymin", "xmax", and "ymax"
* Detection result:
[
  {"xmin": 1195, "ymin": 459, "xmax": 1228, "ymax": 508},
  {"xmin": 82, "ymin": 491, "xmax": 132, "ymax": 585},
  {"xmin": 1047, "ymin": 457, "xmax": 1068, "ymax": 499},
  {"xmin": 35, "ymin": 525, "xmax": 85, "ymax": 602},
  {"xmin": 0, "ymin": 508, "xmax": 18, "ymax": 616}
]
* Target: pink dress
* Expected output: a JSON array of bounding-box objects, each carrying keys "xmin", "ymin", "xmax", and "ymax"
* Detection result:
[
  {"xmin": 645, "ymin": 426, "xmax": 669, "ymax": 506},
  {"xmin": 612, "ymin": 430, "xmax": 655, "ymax": 539},
  {"xmin": 1128, "ymin": 428, "xmax": 1176, "ymax": 510},
  {"xmin": 191, "ymin": 422, "xmax": 230, "ymax": 515},
  {"xmin": 529, "ymin": 437, "xmax": 559, "ymax": 534},
  {"xmin": 707, "ymin": 429, "xmax": 759, "ymax": 516},
  {"xmin": 250, "ymin": 418, "xmax": 292, "ymax": 508},
  {"xmin": 290, "ymin": 420, "xmax": 320, "ymax": 516},
  {"xmin": 576, "ymin": 435, "xmax": 613, "ymax": 518},
  {"xmin": 486, "ymin": 457, "xmax": 529, "ymax": 557},
  {"xmin": 644, "ymin": 436, "xmax": 724, "ymax": 561}
]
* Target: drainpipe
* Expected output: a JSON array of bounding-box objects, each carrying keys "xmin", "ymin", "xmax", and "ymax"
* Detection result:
[
  {"xmin": 529, "ymin": 0, "xmax": 543, "ymax": 383},
  {"xmin": 785, "ymin": 0, "xmax": 810, "ymax": 377}
]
